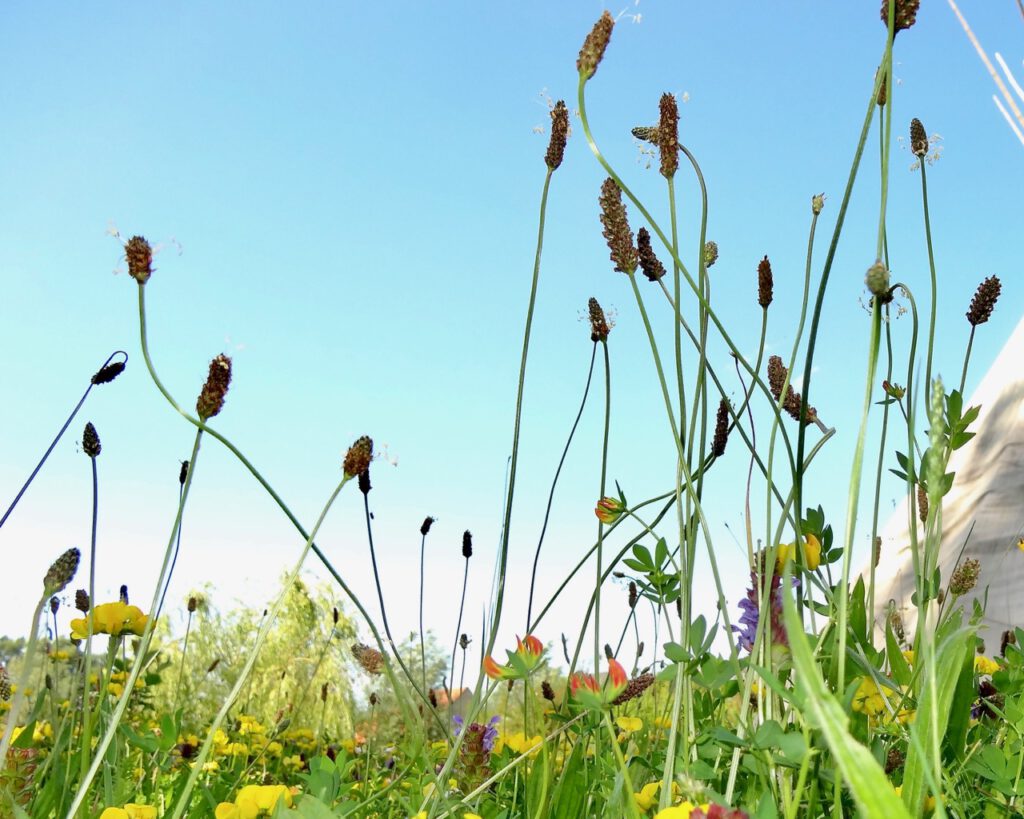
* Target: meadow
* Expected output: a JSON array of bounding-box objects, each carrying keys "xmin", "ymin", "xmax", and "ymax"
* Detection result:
[{"xmin": 2, "ymin": 2, "xmax": 1023, "ymax": 817}]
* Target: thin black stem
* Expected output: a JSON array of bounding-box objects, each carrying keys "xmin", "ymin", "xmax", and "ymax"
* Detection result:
[
  {"xmin": 449, "ymin": 558, "xmax": 469, "ymax": 705},
  {"xmin": 0, "ymin": 350, "xmax": 126, "ymax": 531}
]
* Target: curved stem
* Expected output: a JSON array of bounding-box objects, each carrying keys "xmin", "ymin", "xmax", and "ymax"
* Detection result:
[{"xmin": 594, "ymin": 340, "xmax": 611, "ymax": 677}]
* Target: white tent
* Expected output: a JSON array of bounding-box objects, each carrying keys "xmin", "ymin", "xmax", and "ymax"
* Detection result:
[{"xmin": 871, "ymin": 313, "xmax": 1024, "ymax": 646}]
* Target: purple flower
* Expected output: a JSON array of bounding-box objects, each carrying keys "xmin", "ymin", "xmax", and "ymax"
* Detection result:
[
  {"xmin": 453, "ymin": 714, "xmax": 499, "ymax": 753},
  {"xmin": 732, "ymin": 557, "xmax": 792, "ymax": 653}
]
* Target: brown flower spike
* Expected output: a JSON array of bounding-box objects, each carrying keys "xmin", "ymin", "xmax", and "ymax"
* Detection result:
[
  {"xmin": 125, "ymin": 235, "xmax": 153, "ymax": 284},
  {"xmin": 967, "ymin": 276, "xmax": 1001, "ymax": 326},
  {"xmin": 598, "ymin": 178, "xmax": 638, "ymax": 274},
  {"xmin": 44, "ymin": 547, "xmax": 80, "ymax": 594},
  {"xmin": 712, "ymin": 399, "xmax": 730, "ymax": 457},
  {"xmin": 757, "ymin": 255, "xmax": 774, "ymax": 309},
  {"xmin": 83, "ymin": 422, "xmax": 101, "ymax": 458},
  {"xmin": 196, "ymin": 354, "xmax": 232, "ymax": 420},
  {"xmin": 343, "ymin": 436, "xmax": 373, "ymax": 479},
  {"xmin": 910, "ymin": 118, "xmax": 928, "ymax": 157},
  {"xmin": 767, "ymin": 356, "xmax": 817, "ymax": 425},
  {"xmin": 588, "ymin": 297, "xmax": 610, "ymax": 342},
  {"xmin": 637, "ymin": 227, "xmax": 666, "ymax": 282},
  {"xmin": 577, "ymin": 11, "xmax": 614, "ymax": 80},
  {"xmin": 545, "ymin": 100, "xmax": 569, "ymax": 171},
  {"xmin": 880, "ymin": 0, "xmax": 920, "ymax": 35},
  {"xmin": 352, "ymin": 642, "xmax": 385, "ymax": 675},
  {"xmin": 658, "ymin": 93, "xmax": 679, "ymax": 178}
]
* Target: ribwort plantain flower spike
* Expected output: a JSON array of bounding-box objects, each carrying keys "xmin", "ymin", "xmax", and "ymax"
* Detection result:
[
  {"xmin": 420, "ymin": 516, "xmax": 435, "ymax": 536},
  {"xmin": 657, "ymin": 92, "xmax": 679, "ymax": 178},
  {"xmin": 588, "ymin": 297, "xmax": 610, "ymax": 342},
  {"xmin": 125, "ymin": 235, "xmax": 153, "ymax": 284},
  {"xmin": 812, "ymin": 193, "xmax": 826, "ymax": 215},
  {"xmin": 352, "ymin": 642, "xmax": 385, "ymax": 675},
  {"xmin": 577, "ymin": 11, "xmax": 614, "ymax": 80},
  {"xmin": 44, "ymin": 548, "xmax": 80, "ymax": 595},
  {"xmin": 343, "ymin": 435, "xmax": 373, "ymax": 479},
  {"xmin": 91, "ymin": 360, "xmax": 126, "ymax": 385},
  {"xmin": 767, "ymin": 356, "xmax": 818, "ymax": 424},
  {"xmin": 637, "ymin": 227, "xmax": 666, "ymax": 282},
  {"xmin": 967, "ymin": 276, "xmax": 1002, "ymax": 326},
  {"xmin": 358, "ymin": 464, "xmax": 372, "ymax": 496},
  {"xmin": 545, "ymin": 100, "xmax": 569, "ymax": 170},
  {"xmin": 599, "ymin": 178, "xmax": 638, "ymax": 274},
  {"xmin": 712, "ymin": 399, "xmax": 730, "ymax": 457},
  {"xmin": 462, "ymin": 530, "xmax": 473, "ymax": 559},
  {"xmin": 910, "ymin": 117, "xmax": 929, "ymax": 157},
  {"xmin": 880, "ymin": 0, "xmax": 920, "ymax": 35},
  {"xmin": 950, "ymin": 558, "xmax": 981, "ymax": 596},
  {"xmin": 82, "ymin": 422, "xmax": 101, "ymax": 458},
  {"xmin": 704, "ymin": 241, "xmax": 719, "ymax": 268},
  {"xmin": 196, "ymin": 354, "xmax": 232, "ymax": 420},
  {"xmin": 757, "ymin": 255, "xmax": 774, "ymax": 308},
  {"xmin": 75, "ymin": 589, "xmax": 90, "ymax": 613},
  {"xmin": 611, "ymin": 671, "xmax": 655, "ymax": 705}
]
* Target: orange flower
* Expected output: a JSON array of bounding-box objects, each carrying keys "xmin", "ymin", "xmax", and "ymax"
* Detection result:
[
  {"xmin": 595, "ymin": 497, "xmax": 625, "ymax": 525},
  {"xmin": 483, "ymin": 634, "xmax": 545, "ymax": 681},
  {"xmin": 571, "ymin": 658, "xmax": 627, "ymax": 709}
]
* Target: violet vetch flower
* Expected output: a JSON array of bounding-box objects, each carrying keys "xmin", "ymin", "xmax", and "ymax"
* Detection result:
[{"xmin": 733, "ymin": 556, "xmax": 796, "ymax": 654}]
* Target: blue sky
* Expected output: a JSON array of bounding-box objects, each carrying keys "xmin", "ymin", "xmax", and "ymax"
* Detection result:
[{"xmin": 1, "ymin": 2, "xmax": 1021, "ymax": 677}]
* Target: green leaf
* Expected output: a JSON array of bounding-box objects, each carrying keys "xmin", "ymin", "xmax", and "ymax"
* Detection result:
[
  {"xmin": 901, "ymin": 614, "xmax": 975, "ymax": 814},
  {"xmin": 782, "ymin": 572, "xmax": 912, "ymax": 819},
  {"xmin": 632, "ymin": 543, "xmax": 654, "ymax": 569},
  {"xmin": 663, "ymin": 641, "xmax": 688, "ymax": 664},
  {"xmin": 886, "ymin": 621, "xmax": 911, "ymax": 687},
  {"xmin": 752, "ymin": 720, "xmax": 786, "ymax": 750},
  {"xmin": 291, "ymin": 797, "xmax": 338, "ymax": 819},
  {"xmin": 850, "ymin": 576, "xmax": 867, "ymax": 644},
  {"xmin": 654, "ymin": 537, "xmax": 669, "ymax": 568},
  {"xmin": 689, "ymin": 615, "xmax": 707, "ymax": 655}
]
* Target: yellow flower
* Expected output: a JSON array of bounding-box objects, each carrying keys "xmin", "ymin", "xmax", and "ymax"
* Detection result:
[
  {"xmin": 902, "ymin": 649, "xmax": 915, "ymax": 666},
  {"xmin": 1017, "ymin": 537, "xmax": 1024, "ymax": 553},
  {"xmin": 654, "ymin": 803, "xmax": 710, "ymax": 819},
  {"xmin": 283, "ymin": 754, "xmax": 304, "ymax": 770},
  {"xmin": 227, "ymin": 742, "xmax": 250, "ymax": 757},
  {"xmin": 975, "ymin": 655, "xmax": 1000, "ymax": 675},
  {"xmin": 776, "ymin": 534, "xmax": 821, "ymax": 572},
  {"xmin": 216, "ymin": 784, "xmax": 292, "ymax": 818},
  {"xmin": 464, "ymin": 815, "xmax": 483, "ymax": 819},
  {"xmin": 502, "ymin": 731, "xmax": 543, "ymax": 756},
  {"xmin": 100, "ymin": 807, "xmax": 156, "ymax": 819},
  {"xmin": 616, "ymin": 715, "xmax": 643, "ymax": 733},
  {"xmin": 634, "ymin": 781, "xmax": 660, "ymax": 812},
  {"xmin": 70, "ymin": 601, "xmax": 148, "ymax": 640}
]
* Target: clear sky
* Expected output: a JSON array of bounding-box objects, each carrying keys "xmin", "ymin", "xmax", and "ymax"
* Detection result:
[{"xmin": 1, "ymin": 2, "xmax": 1021, "ymax": 679}]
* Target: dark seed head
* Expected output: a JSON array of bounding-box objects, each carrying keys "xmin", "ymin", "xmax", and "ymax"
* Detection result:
[
  {"xmin": 50, "ymin": 595, "xmax": 60, "ymax": 616},
  {"xmin": 462, "ymin": 530, "xmax": 473, "ymax": 559},
  {"xmin": 880, "ymin": 0, "xmax": 920, "ymax": 35},
  {"xmin": 704, "ymin": 241, "xmax": 719, "ymax": 268},
  {"xmin": 757, "ymin": 255, "xmax": 774, "ymax": 309},
  {"xmin": 712, "ymin": 399, "xmax": 730, "ymax": 457},
  {"xmin": 83, "ymin": 422, "xmax": 101, "ymax": 458},
  {"xmin": 120, "ymin": 584, "xmax": 129, "ymax": 604},
  {"xmin": 541, "ymin": 680, "xmax": 556, "ymax": 702},
  {"xmin": 91, "ymin": 361, "xmax": 126, "ymax": 385},
  {"xmin": 628, "ymin": 581, "xmax": 638, "ymax": 609},
  {"xmin": 459, "ymin": 633, "xmax": 470, "ymax": 650},
  {"xmin": 179, "ymin": 461, "xmax": 189, "ymax": 486},
  {"xmin": 188, "ymin": 596, "xmax": 198, "ymax": 613},
  {"xmin": 967, "ymin": 276, "xmax": 1001, "ymax": 326},
  {"xmin": 75, "ymin": 589, "xmax": 90, "ymax": 613},
  {"xmin": 358, "ymin": 466, "xmax": 372, "ymax": 496},
  {"xmin": 545, "ymin": 100, "xmax": 569, "ymax": 170},
  {"xmin": 420, "ymin": 516, "xmax": 435, "ymax": 536},
  {"xmin": 767, "ymin": 356, "xmax": 818, "ymax": 425},
  {"xmin": 637, "ymin": 227, "xmax": 666, "ymax": 283}
]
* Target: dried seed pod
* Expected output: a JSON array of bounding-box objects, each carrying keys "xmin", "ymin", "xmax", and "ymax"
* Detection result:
[{"xmin": 545, "ymin": 100, "xmax": 569, "ymax": 171}]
